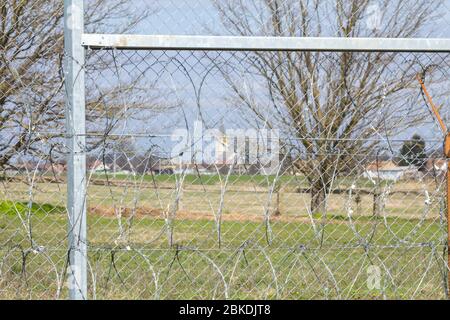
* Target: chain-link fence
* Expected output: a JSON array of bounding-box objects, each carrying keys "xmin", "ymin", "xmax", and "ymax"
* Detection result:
[
  {"xmin": 1, "ymin": 0, "xmax": 450, "ymax": 300},
  {"xmin": 83, "ymin": 0, "xmax": 450, "ymax": 38}
]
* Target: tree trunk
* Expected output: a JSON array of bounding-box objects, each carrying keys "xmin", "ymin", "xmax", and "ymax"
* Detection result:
[
  {"xmin": 355, "ymin": 191, "xmax": 362, "ymax": 216},
  {"xmin": 310, "ymin": 180, "xmax": 327, "ymax": 215},
  {"xmin": 373, "ymin": 190, "xmax": 384, "ymax": 216},
  {"xmin": 274, "ymin": 191, "xmax": 281, "ymax": 216}
]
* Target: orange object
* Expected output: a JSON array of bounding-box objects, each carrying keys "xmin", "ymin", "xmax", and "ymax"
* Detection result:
[{"xmin": 416, "ymin": 74, "xmax": 447, "ymax": 134}]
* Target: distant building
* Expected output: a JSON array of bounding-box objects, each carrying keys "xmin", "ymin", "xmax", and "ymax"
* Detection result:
[
  {"xmin": 46, "ymin": 163, "xmax": 66, "ymax": 175},
  {"xmin": 172, "ymin": 163, "xmax": 217, "ymax": 175},
  {"xmin": 425, "ymin": 159, "xmax": 447, "ymax": 175},
  {"xmin": 151, "ymin": 166, "xmax": 174, "ymax": 175},
  {"xmin": 213, "ymin": 129, "xmax": 280, "ymax": 175},
  {"xmin": 364, "ymin": 161, "xmax": 418, "ymax": 181},
  {"xmin": 13, "ymin": 161, "xmax": 66, "ymax": 175},
  {"xmin": 215, "ymin": 130, "xmax": 231, "ymax": 165},
  {"xmin": 89, "ymin": 160, "xmax": 111, "ymax": 173}
]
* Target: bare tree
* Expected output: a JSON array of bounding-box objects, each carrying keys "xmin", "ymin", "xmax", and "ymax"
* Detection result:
[
  {"xmin": 0, "ymin": 0, "xmax": 157, "ymax": 169},
  {"xmin": 213, "ymin": 0, "xmax": 444, "ymax": 215}
]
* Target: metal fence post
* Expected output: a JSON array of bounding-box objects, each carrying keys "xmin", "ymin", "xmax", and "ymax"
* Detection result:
[{"xmin": 64, "ymin": 0, "xmax": 87, "ymax": 300}]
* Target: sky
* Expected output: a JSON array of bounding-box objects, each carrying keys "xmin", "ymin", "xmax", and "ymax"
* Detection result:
[
  {"xmin": 84, "ymin": 0, "xmax": 450, "ymax": 155},
  {"xmin": 123, "ymin": 0, "xmax": 450, "ymax": 37}
]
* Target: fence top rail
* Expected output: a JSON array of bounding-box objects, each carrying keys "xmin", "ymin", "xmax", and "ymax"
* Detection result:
[{"xmin": 81, "ymin": 34, "xmax": 450, "ymax": 52}]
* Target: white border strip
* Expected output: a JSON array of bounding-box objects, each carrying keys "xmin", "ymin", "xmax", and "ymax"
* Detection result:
[{"xmin": 82, "ymin": 34, "xmax": 450, "ymax": 52}]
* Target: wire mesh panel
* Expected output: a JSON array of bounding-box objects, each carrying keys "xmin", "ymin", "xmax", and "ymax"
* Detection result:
[
  {"xmin": 1, "ymin": 0, "xmax": 450, "ymax": 301},
  {"xmin": 0, "ymin": 0, "xmax": 68, "ymax": 299},
  {"xmin": 82, "ymin": 0, "xmax": 450, "ymax": 38},
  {"xmin": 0, "ymin": 139, "xmax": 69, "ymax": 299},
  {"xmin": 77, "ymin": 49, "xmax": 449, "ymax": 299}
]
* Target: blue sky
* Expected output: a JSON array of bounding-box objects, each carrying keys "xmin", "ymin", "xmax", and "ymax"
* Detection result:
[
  {"xmin": 87, "ymin": 1, "xmax": 450, "ymax": 152},
  {"xmin": 125, "ymin": 0, "xmax": 450, "ymax": 37}
]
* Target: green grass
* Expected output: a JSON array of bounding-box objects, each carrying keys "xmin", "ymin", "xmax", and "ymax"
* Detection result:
[
  {"xmin": 0, "ymin": 198, "xmax": 447, "ymax": 300},
  {"xmin": 92, "ymin": 173, "xmax": 303, "ymax": 186},
  {"xmin": 90, "ymin": 173, "xmax": 388, "ymax": 189},
  {"xmin": 0, "ymin": 174, "xmax": 447, "ymax": 300},
  {"xmin": 0, "ymin": 201, "xmax": 65, "ymax": 217}
]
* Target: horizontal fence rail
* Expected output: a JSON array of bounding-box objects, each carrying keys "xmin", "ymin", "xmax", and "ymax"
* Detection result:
[{"xmin": 82, "ymin": 35, "xmax": 450, "ymax": 52}]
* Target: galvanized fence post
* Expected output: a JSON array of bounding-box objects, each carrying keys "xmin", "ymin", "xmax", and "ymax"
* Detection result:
[{"xmin": 64, "ymin": 0, "xmax": 87, "ymax": 300}]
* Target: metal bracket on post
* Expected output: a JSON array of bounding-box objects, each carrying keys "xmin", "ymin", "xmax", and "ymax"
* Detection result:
[{"xmin": 64, "ymin": 0, "xmax": 87, "ymax": 300}]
